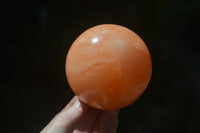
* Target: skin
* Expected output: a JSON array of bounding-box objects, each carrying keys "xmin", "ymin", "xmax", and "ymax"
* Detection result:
[{"xmin": 41, "ymin": 96, "xmax": 119, "ymax": 133}]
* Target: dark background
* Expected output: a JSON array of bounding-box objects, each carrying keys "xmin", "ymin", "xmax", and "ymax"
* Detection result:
[{"xmin": 1, "ymin": 0, "xmax": 200, "ymax": 132}]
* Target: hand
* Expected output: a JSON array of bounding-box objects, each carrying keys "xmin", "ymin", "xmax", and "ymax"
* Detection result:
[{"xmin": 41, "ymin": 96, "xmax": 119, "ymax": 133}]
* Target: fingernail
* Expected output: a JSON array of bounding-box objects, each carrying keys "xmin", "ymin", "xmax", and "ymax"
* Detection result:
[
  {"xmin": 115, "ymin": 110, "xmax": 119, "ymax": 114},
  {"xmin": 112, "ymin": 110, "xmax": 119, "ymax": 115},
  {"xmin": 107, "ymin": 110, "xmax": 119, "ymax": 116},
  {"xmin": 73, "ymin": 100, "xmax": 81, "ymax": 108}
]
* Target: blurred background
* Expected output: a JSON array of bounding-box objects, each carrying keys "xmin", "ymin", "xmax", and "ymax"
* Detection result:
[{"xmin": 1, "ymin": 0, "xmax": 200, "ymax": 132}]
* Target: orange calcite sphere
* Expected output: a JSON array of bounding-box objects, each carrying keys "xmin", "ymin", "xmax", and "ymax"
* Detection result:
[{"xmin": 66, "ymin": 24, "xmax": 152, "ymax": 110}]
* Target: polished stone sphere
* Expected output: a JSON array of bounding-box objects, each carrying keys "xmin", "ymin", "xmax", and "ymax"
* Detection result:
[{"xmin": 66, "ymin": 24, "xmax": 152, "ymax": 110}]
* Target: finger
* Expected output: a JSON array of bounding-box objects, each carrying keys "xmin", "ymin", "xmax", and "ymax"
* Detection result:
[
  {"xmin": 41, "ymin": 96, "xmax": 79, "ymax": 132},
  {"xmin": 73, "ymin": 107, "xmax": 101, "ymax": 133},
  {"xmin": 41, "ymin": 98, "xmax": 89, "ymax": 133},
  {"xmin": 93, "ymin": 110, "xmax": 119, "ymax": 133},
  {"xmin": 61, "ymin": 96, "xmax": 79, "ymax": 111}
]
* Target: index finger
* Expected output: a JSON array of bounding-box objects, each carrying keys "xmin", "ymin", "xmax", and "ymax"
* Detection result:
[{"xmin": 41, "ymin": 96, "xmax": 90, "ymax": 133}]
